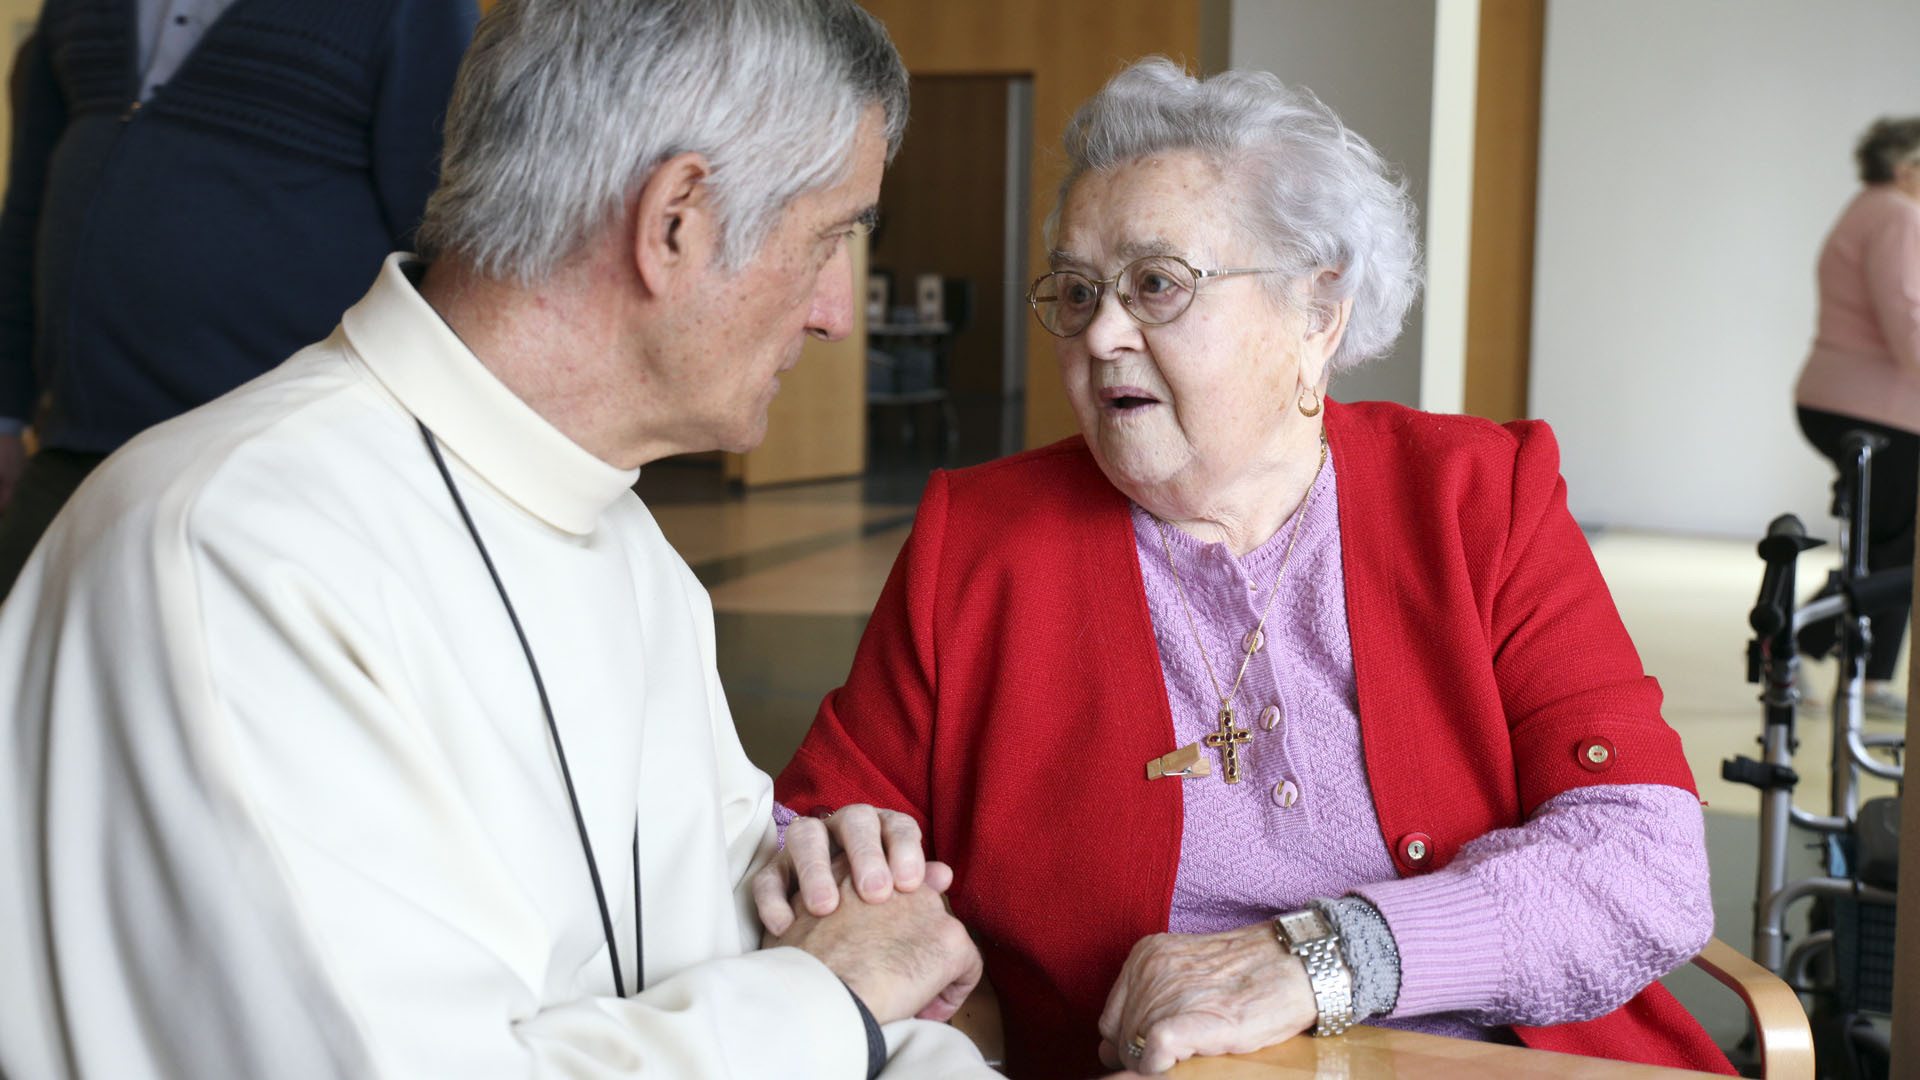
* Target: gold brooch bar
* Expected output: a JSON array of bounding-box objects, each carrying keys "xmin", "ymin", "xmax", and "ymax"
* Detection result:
[{"xmin": 1146, "ymin": 743, "xmax": 1211, "ymax": 780}]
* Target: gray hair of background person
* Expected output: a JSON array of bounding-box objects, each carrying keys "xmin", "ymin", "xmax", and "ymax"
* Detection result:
[
  {"xmin": 1046, "ymin": 58, "xmax": 1421, "ymax": 375},
  {"xmin": 416, "ymin": 0, "xmax": 909, "ymax": 284},
  {"xmin": 1855, "ymin": 116, "xmax": 1920, "ymax": 184}
]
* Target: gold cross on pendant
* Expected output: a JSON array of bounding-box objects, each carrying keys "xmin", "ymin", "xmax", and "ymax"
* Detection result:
[{"xmin": 1204, "ymin": 706, "xmax": 1253, "ymax": 783}]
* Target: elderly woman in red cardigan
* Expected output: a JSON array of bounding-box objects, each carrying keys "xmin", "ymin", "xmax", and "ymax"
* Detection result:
[{"xmin": 755, "ymin": 59, "xmax": 1730, "ymax": 1079}]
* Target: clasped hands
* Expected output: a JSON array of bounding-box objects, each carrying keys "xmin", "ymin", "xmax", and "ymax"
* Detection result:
[
  {"xmin": 752, "ymin": 805, "xmax": 980, "ymax": 1027},
  {"xmin": 751, "ymin": 805, "xmax": 1320, "ymax": 1075}
]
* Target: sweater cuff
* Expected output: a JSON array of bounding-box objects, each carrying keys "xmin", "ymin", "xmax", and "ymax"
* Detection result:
[
  {"xmin": 840, "ymin": 980, "xmax": 886, "ymax": 1080},
  {"xmin": 773, "ymin": 801, "xmax": 798, "ymax": 849},
  {"xmin": 1310, "ymin": 896, "xmax": 1399, "ymax": 1021},
  {"xmin": 1353, "ymin": 870, "xmax": 1505, "ymax": 1017}
]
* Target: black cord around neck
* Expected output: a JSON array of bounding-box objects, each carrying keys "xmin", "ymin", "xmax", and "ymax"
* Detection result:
[{"xmin": 418, "ymin": 420, "xmax": 642, "ymax": 997}]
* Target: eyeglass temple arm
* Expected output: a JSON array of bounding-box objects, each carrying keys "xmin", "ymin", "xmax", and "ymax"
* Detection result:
[{"xmin": 1195, "ymin": 266, "xmax": 1287, "ymax": 280}]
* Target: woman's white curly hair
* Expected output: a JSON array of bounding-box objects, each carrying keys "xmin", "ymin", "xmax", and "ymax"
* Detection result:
[{"xmin": 1049, "ymin": 58, "xmax": 1422, "ymax": 373}]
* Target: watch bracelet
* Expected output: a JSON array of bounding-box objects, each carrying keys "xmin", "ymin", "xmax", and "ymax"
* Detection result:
[
  {"xmin": 1308, "ymin": 896, "xmax": 1400, "ymax": 1021},
  {"xmin": 1274, "ymin": 912, "xmax": 1355, "ymax": 1037},
  {"xmin": 1298, "ymin": 937, "xmax": 1354, "ymax": 1036}
]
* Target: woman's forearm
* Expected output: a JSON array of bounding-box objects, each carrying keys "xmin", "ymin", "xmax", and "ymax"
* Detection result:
[{"xmin": 1352, "ymin": 782, "xmax": 1712, "ymax": 1026}]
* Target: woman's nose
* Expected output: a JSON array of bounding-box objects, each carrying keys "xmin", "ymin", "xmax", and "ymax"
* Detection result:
[{"xmin": 1079, "ymin": 287, "xmax": 1142, "ymax": 356}]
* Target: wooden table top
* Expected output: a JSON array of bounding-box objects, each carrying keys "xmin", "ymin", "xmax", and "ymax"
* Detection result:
[{"xmin": 1163, "ymin": 1025, "xmax": 1722, "ymax": 1078}]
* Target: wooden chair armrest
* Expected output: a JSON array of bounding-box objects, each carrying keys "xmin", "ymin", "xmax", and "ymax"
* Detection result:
[
  {"xmin": 1690, "ymin": 936, "xmax": 1814, "ymax": 1080},
  {"xmin": 949, "ymin": 972, "xmax": 1005, "ymax": 1070},
  {"xmin": 948, "ymin": 939, "xmax": 1807, "ymax": 1077}
]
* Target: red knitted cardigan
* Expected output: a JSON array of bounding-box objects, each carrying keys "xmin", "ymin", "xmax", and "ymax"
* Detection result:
[{"xmin": 776, "ymin": 400, "xmax": 1734, "ymax": 1078}]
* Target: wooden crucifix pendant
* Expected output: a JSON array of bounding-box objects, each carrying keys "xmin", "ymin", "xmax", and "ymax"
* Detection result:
[{"xmin": 1204, "ymin": 706, "xmax": 1253, "ymax": 783}]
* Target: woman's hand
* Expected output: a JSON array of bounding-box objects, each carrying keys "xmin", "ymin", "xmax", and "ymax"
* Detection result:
[
  {"xmin": 1097, "ymin": 924, "xmax": 1320, "ymax": 1075},
  {"xmin": 751, "ymin": 804, "xmax": 953, "ymax": 935},
  {"xmin": 767, "ymin": 859, "xmax": 981, "ymax": 1024}
]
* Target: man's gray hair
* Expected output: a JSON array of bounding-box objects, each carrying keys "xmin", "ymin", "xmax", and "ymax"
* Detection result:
[
  {"xmin": 1049, "ymin": 58, "xmax": 1421, "ymax": 374},
  {"xmin": 416, "ymin": 0, "xmax": 908, "ymax": 283}
]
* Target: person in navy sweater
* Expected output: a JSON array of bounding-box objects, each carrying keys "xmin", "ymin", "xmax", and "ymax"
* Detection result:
[{"xmin": 0, "ymin": 0, "xmax": 478, "ymax": 598}]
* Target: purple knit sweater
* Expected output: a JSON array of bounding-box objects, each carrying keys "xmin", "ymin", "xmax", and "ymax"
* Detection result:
[
  {"xmin": 774, "ymin": 457, "xmax": 1712, "ymax": 1040},
  {"xmin": 1135, "ymin": 458, "xmax": 1712, "ymax": 1039}
]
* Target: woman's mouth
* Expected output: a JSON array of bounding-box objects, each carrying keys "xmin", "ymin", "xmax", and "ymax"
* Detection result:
[{"xmin": 1100, "ymin": 386, "xmax": 1161, "ymax": 411}]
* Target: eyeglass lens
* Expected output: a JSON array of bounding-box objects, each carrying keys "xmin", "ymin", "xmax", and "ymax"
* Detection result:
[{"xmin": 1030, "ymin": 256, "xmax": 1197, "ymax": 336}]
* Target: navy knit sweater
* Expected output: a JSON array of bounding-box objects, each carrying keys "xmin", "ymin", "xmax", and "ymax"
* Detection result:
[{"xmin": 0, "ymin": 0, "xmax": 476, "ymax": 452}]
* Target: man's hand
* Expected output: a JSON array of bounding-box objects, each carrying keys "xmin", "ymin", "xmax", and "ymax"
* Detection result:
[
  {"xmin": 1096, "ymin": 924, "xmax": 1319, "ymax": 1074},
  {"xmin": 752, "ymin": 804, "xmax": 951, "ymax": 935},
  {"xmin": 769, "ymin": 865, "xmax": 982, "ymax": 1026},
  {"xmin": 0, "ymin": 432, "xmax": 25, "ymax": 513}
]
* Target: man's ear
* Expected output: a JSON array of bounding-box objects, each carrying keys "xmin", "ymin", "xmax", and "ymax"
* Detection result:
[{"xmin": 633, "ymin": 152, "xmax": 718, "ymax": 295}]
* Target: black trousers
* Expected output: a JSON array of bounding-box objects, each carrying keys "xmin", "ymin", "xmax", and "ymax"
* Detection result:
[
  {"xmin": 0, "ymin": 447, "xmax": 109, "ymax": 604},
  {"xmin": 1797, "ymin": 407, "xmax": 1919, "ymax": 681}
]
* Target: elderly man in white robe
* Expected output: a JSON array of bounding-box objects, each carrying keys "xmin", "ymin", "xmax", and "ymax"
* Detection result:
[{"xmin": 0, "ymin": 1, "xmax": 993, "ymax": 1077}]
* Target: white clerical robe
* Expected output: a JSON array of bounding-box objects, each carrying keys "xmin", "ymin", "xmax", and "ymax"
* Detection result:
[{"xmin": 0, "ymin": 255, "xmax": 990, "ymax": 1079}]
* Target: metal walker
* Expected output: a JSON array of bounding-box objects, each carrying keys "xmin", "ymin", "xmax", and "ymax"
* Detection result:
[{"xmin": 1729, "ymin": 431, "xmax": 1905, "ymax": 1078}]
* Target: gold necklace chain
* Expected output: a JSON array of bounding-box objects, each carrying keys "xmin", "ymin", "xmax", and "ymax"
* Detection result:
[{"xmin": 1153, "ymin": 432, "xmax": 1329, "ymax": 717}]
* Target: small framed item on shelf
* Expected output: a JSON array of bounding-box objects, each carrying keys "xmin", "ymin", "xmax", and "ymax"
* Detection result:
[{"xmin": 915, "ymin": 273, "xmax": 944, "ymax": 324}]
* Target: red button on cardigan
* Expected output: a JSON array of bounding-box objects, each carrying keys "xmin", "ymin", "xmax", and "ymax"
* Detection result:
[{"xmin": 1397, "ymin": 831, "xmax": 1433, "ymax": 871}]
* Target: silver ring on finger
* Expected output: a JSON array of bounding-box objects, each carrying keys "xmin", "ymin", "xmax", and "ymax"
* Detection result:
[{"xmin": 1125, "ymin": 1034, "xmax": 1147, "ymax": 1059}]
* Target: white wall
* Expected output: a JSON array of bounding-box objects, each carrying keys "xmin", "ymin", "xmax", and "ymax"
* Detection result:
[
  {"xmin": 1420, "ymin": 0, "xmax": 1480, "ymax": 416},
  {"xmin": 1533, "ymin": 0, "xmax": 1920, "ymax": 538},
  {"xmin": 1229, "ymin": 0, "xmax": 1437, "ymax": 407}
]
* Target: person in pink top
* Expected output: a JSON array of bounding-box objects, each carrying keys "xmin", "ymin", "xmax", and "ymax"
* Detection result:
[{"xmin": 1795, "ymin": 116, "xmax": 1920, "ymax": 711}]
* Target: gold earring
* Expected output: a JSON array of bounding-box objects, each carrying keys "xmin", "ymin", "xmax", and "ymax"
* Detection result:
[{"xmin": 1297, "ymin": 386, "xmax": 1322, "ymax": 418}]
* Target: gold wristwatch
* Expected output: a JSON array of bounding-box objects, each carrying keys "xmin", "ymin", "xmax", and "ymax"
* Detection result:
[{"xmin": 1274, "ymin": 908, "xmax": 1356, "ymax": 1037}]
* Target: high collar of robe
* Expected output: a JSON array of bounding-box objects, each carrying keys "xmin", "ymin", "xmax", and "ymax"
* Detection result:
[{"xmin": 341, "ymin": 253, "xmax": 641, "ymax": 536}]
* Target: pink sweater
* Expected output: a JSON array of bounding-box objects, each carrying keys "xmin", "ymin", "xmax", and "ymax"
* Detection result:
[
  {"xmin": 1795, "ymin": 185, "xmax": 1920, "ymax": 433},
  {"xmin": 776, "ymin": 456, "xmax": 1712, "ymax": 1041}
]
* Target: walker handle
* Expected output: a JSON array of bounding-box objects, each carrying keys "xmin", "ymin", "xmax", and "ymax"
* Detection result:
[{"xmin": 1751, "ymin": 515, "xmax": 1820, "ymax": 636}]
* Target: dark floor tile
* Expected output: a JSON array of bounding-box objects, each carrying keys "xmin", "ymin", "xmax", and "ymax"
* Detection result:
[
  {"xmin": 632, "ymin": 455, "xmax": 734, "ymax": 505},
  {"xmin": 689, "ymin": 512, "xmax": 914, "ymax": 591},
  {"xmin": 1666, "ymin": 809, "xmax": 1825, "ymax": 1066},
  {"xmin": 717, "ymin": 611, "xmax": 869, "ymax": 775}
]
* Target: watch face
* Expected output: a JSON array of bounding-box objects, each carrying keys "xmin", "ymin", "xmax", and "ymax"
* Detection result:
[{"xmin": 1278, "ymin": 909, "xmax": 1328, "ymax": 943}]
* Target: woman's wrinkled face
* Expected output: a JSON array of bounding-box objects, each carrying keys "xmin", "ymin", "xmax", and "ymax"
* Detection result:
[{"xmin": 1050, "ymin": 152, "xmax": 1322, "ymax": 512}]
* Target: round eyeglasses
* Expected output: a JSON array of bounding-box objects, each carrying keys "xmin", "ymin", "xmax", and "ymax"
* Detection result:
[{"xmin": 1026, "ymin": 255, "xmax": 1286, "ymax": 338}]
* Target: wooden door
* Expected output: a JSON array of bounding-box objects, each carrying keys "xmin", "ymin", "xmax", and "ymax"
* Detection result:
[{"xmin": 726, "ymin": 234, "xmax": 869, "ymax": 486}]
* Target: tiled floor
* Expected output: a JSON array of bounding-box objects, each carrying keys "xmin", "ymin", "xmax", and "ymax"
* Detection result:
[
  {"xmin": 639, "ymin": 462, "xmax": 920, "ymax": 771},
  {"xmin": 643, "ymin": 460, "xmax": 1908, "ymax": 1060}
]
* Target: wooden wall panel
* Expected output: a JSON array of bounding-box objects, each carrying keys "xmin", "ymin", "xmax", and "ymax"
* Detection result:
[
  {"xmin": 871, "ymin": 75, "xmax": 1009, "ymax": 399},
  {"xmin": 474, "ymin": 0, "xmax": 1199, "ymax": 449},
  {"xmin": 0, "ymin": 1, "xmax": 44, "ymax": 186},
  {"xmin": 1900, "ymin": 552, "xmax": 1920, "ymax": 1072},
  {"xmin": 731, "ymin": 235, "xmax": 869, "ymax": 486},
  {"xmin": 1903, "ymin": 465, "xmax": 1920, "ymax": 1072},
  {"xmin": 859, "ymin": 0, "xmax": 1203, "ymax": 448},
  {"xmin": 1462, "ymin": 0, "xmax": 1544, "ymax": 422}
]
